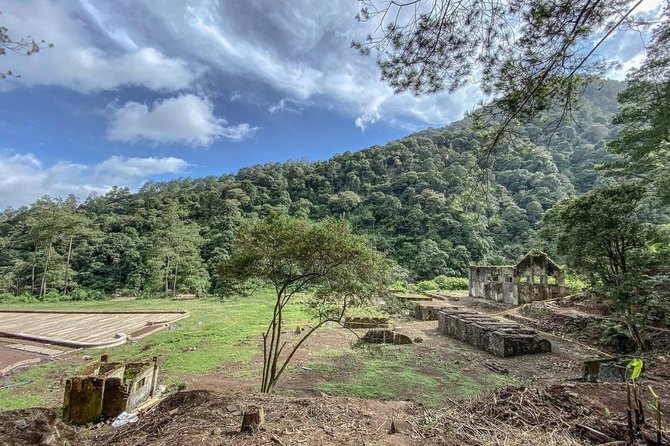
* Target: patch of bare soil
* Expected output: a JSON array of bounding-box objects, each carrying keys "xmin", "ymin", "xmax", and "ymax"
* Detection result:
[
  {"xmin": 84, "ymin": 389, "xmax": 438, "ymax": 446},
  {"xmin": 441, "ymin": 382, "xmax": 669, "ymax": 445},
  {"xmin": 2, "ymin": 382, "xmax": 668, "ymax": 445},
  {"xmin": 0, "ymin": 408, "xmax": 79, "ymax": 446}
]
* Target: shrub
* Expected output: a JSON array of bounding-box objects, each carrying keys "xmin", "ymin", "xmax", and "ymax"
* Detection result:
[
  {"xmin": 415, "ymin": 280, "xmax": 439, "ymax": 291},
  {"xmin": 388, "ymin": 280, "xmax": 407, "ymax": 291},
  {"xmin": 564, "ymin": 274, "xmax": 586, "ymax": 292},
  {"xmin": 434, "ymin": 275, "xmax": 468, "ymax": 291},
  {"xmin": 380, "ymin": 294, "xmax": 415, "ymax": 317}
]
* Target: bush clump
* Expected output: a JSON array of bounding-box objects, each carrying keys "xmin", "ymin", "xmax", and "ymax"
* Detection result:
[
  {"xmin": 415, "ymin": 280, "xmax": 439, "ymax": 291},
  {"xmin": 434, "ymin": 276, "xmax": 468, "ymax": 291}
]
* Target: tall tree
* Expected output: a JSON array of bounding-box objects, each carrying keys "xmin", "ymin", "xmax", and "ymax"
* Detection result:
[
  {"xmin": 604, "ymin": 2, "xmax": 670, "ymax": 205},
  {"xmin": 221, "ymin": 213, "xmax": 388, "ymax": 393},
  {"xmin": 542, "ymin": 183, "xmax": 658, "ymax": 350}
]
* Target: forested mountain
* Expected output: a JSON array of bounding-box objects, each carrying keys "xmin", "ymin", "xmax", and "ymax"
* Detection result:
[{"xmin": 0, "ymin": 80, "xmax": 624, "ymax": 298}]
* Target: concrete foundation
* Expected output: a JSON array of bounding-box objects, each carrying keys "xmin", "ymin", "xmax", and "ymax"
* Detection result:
[
  {"xmin": 360, "ymin": 329, "xmax": 413, "ymax": 345},
  {"xmin": 63, "ymin": 356, "xmax": 159, "ymax": 425},
  {"xmin": 437, "ymin": 309, "xmax": 551, "ymax": 357},
  {"xmin": 343, "ymin": 317, "xmax": 389, "ymax": 329}
]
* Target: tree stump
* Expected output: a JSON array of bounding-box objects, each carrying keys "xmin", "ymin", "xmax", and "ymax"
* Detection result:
[{"xmin": 241, "ymin": 406, "xmax": 264, "ymax": 432}]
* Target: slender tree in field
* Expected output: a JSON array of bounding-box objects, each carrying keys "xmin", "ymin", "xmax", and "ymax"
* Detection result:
[{"xmin": 221, "ymin": 213, "xmax": 389, "ymax": 393}]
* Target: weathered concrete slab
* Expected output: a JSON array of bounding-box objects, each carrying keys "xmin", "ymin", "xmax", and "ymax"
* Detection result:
[
  {"xmin": 0, "ymin": 310, "xmax": 188, "ymax": 348},
  {"xmin": 437, "ymin": 309, "xmax": 551, "ymax": 357},
  {"xmin": 343, "ymin": 317, "xmax": 389, "ymax": 329}
]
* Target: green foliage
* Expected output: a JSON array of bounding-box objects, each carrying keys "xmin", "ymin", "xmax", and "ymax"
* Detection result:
[
  {"xmin": 416, "ymin": 280, "xmax": 439, "ymax": 291},
  {"xmin": 563, "ymin": 274, "xmax": 586, "ymax": 292},
  {"xmin": 379, "ymin": 294, "xmax": 415, "ymax": 317},
  {"xmin": 221, "ymin": 213, "xmax": 389, "ymax": 392},
  {"xmin": 604, "ymin": 3, "xmax": 670, "ymax": 205},
  {"xmin": 433, "ymin": 275, "xmax": 468, "ymax": 291},
  {"xmin": 0, "ymin": 83, "xmax": 626, "ymax": 294},
  {"xmin": 542, "ymin": 184, "xmax": 654, "ymax": 294}
]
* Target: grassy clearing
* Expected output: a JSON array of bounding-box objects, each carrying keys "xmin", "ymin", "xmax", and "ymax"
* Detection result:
[
  {"xmin": 293, "ymin": 344, "xmax": 516, "ymax": 409},
  {"xmin": 1, "ymin": 294, "xmax": 514, "ymax": 412},
  {"xmin": 0, "ymin": 291, "xmax": 312, "ymax": 411}
]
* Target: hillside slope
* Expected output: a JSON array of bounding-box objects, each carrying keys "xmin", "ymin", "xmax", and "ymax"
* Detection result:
[{"xmin": 0, "ymin": 80, "xmax": 624, "ymax": 295}]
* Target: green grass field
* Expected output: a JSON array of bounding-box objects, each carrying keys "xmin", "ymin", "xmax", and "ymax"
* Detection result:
[
  {"xmin": 0, "ymin": 293, "xmax": 515, "ymax": 411},
  {"xmin": 0, "ymin": 291, "xmax": 311, "ymax": 410}
]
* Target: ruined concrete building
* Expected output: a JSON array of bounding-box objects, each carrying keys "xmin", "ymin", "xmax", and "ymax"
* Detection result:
[
  {"xmin": 468, "ymin": 250, "xmax": 570, "ymax": 305},
  {"xmin": 63, "ymin": 355, "xmax": 159, "ymax": 425}
]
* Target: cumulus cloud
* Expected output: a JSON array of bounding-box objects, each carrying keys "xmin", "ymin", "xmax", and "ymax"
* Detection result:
[
  {"xmin": 2, "ymin": 0, "xmax": 658, "ymax": 131},
  {"xmin": 83, "ymin": 0, "xmax": 482, "ymax": 128},
  {"xmin": 0, "ymin": 151, "xmax": 189, "ymax": 209},
  {"xmin": 0, "ymin": 1, "xmax": 200, "ymax": 92},
  {"xmin": 107, "ymin": 94, "xmax": 259, "ymax": 145}
]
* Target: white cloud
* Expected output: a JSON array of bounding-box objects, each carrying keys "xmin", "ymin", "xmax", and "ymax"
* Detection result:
[
  {"xmin": 2, "ymin": 0, "xmax": 658, "ymax": 132},
  {"xmin": 0, "ymin": 151, "xmax": 189, "ymax": 209},
  {"xmin": 0, "ymin": 1, "xmax": 200, "ymax": 92},
  {"xmin": 116, "ymin": 0, "xmax": 475, "ymax": 128},
  {"xmin": 355, "ymin": 110, "xmax": 382, "ymax": 131},
  {"xmin": 268, "ymin": 98, "xmax": 302, "ymax": 114},
  {"xmin": 107, "ymin": 94, "xmax": 259, "ymax": 145}
]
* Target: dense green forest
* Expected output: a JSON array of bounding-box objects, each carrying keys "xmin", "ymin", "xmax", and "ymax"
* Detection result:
[{"xmin": 0, "ymin": 80, "xmax": 625, "ymax": 298}]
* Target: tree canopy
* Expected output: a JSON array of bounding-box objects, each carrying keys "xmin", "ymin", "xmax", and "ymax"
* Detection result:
[
  {"xmin": 0, "ymin": 82, "xmax": 626, "ymax": 299},
  {"xmin": 354, "ymin": 0, "xmax": 660, "ymax": 153},
  {"xmin": 221, "ymin": 213, "xmax": 388, "ymax": 392}
]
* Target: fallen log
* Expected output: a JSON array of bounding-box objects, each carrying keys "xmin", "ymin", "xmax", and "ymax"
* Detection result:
[{"xmin": 575, "ymin": 424, "xmax": 614, "ymax": 443}]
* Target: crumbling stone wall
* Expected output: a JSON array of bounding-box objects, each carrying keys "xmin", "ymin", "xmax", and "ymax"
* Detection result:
[
  {"xmin": 437, "ymin": 309, "xmax": 551, "ymax": 357},
  {"xmin": 62, "ymin": 356, "xmax": 159, "ymax": 425},
  {"xmin": 469, "ymin": 251, "xmax": 570, "ymax": 305},
  {"xmin": 360, "ymin": 329, "xmax": 412, "ymax": 345},
  {"xmin": 343, "ymin": 317, "xmax": 389, "ymax": 329},
  {"xmin": 469, "ymin": 266, "xmax": 518, "ymax": 304},
  {"xmin": 413, "ymin": 304, "xmax": 449, "ymax": 321}
]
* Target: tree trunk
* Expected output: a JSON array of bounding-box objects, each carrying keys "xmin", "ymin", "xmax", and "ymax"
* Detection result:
[
  {"xmin": 164, "ymin": 257, "xmax": 170, "ymax": 297},
  {"xmin": 173, "ymin": 259, "xmax": 178, "ymax": 298},
  {"xmin": 31, "ymin": 247, "xmax": 37, "ymax": 295},
  {"xmin": 40, "ymin": 242, "xmax": 53, "ymax": 298},
  {"xmin": 240, "ymin": 407, "xmax": 264, "ymax": 432},
  {"xmin": 63, "ymin": 236, "xmax": 73, "ymax": 295}
]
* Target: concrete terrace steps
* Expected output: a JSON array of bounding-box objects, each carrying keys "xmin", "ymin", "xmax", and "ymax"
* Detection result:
[{"xmin": 437, "ymin": 309, "xmax": 551, "ymax": 357}]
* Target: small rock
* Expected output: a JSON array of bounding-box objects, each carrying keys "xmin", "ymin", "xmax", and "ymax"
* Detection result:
[
  {"xmin": 14, "ymin": 419, "xmax": 28, "ymax": 430},
  {"xmin": 389, "ymin": 419, "xmax": 411, "ymax": 434},
  {"xmin": 658, "ymin": 356, "xmax": 668, "ymax": 364},
  {"xmin": 39, "ymin": 432, "xmax": 57, "ymax": 446},
  {"xmin": 225, "ymin": 404, "xmax": 239, "ymax": 413},
  {"xmin": 168, "ymin": 408, "xmax": 179, "ymax": 415},
  {"xmin": 82, "ymin": 355, "xmax": 93, "ymax": 361}
]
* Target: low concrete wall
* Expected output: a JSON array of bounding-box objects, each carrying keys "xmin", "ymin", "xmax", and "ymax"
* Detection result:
[
  {"xmin": 413, "ymin": 304, "xmax": 449, "ymax": 321},
  {"xmin": 343, "ymin": 317, "xmax": 389, "ymax": 329},
  {"xmin": 437, "ymin": 309, "xmax": 551, "ymax": 357},
  {"xmin": 360, "ymin": 329, "xmax": 412, "ymax": 345}
]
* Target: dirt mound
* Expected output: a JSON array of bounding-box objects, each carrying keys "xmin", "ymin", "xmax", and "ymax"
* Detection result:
[
  {"xmin": 441, "ymin": 383, "xmax": 670, "ymax": 445},
  {"xmin": 0, "ymin": 408, "xmax": 79, "ymax": 446},
  {"xmin": 83, "ymin": 390, "xmax": 440, "ymax": 446}
]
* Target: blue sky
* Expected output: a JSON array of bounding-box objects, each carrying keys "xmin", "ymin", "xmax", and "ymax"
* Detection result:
[{"xmin": 0, "ymin": 0, "xmax": 663, "ymax": 208}]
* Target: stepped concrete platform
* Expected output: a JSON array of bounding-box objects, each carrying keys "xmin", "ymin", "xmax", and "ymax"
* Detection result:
[{"xmin": 437, "ymin": 309, "xmax": 551, "ymax": 357}]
